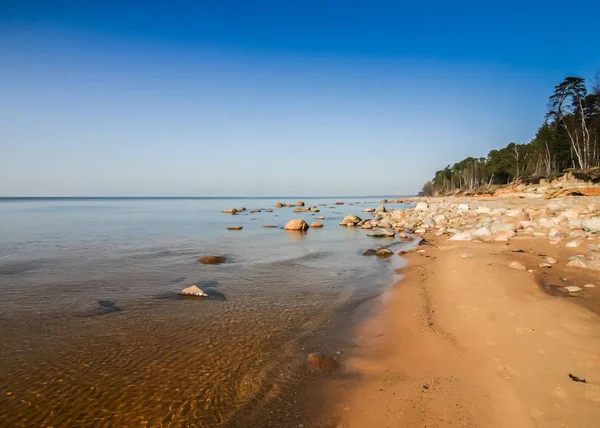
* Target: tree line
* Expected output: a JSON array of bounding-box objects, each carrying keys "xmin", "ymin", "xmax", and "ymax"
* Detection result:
[{"xmin": 421, "ymin": 74, "xmax": 600, "ymax": 196}]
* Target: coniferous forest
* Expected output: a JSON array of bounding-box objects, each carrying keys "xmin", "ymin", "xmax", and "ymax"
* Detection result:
[{"xmin": 421, "ymin": 75, "xmax": 600, "ymax": 196}]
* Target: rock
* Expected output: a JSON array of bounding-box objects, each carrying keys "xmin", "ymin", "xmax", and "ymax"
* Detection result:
[
  {"xmin": 361, "ymin": 223, "xmax": 373, "ymax": 229},
  {"xmin": 296, "ymin": 201, "xmax": 305, "ymax": 206},
  {"xmin": 582, "ymin": 218, "xmax": 600, "ymax": 233},
  {"xmin": 198, "ymin": 255, "xmax": 227, "ymax": 265},
  {"xmin": 380, "ymin": 199, "xmax": 388, "ymax": 204},
  {"xmin": 567, "ymin": 255, "xmax": 600, "ymax": 270},
  {"xmin": 284, "ymin": 219, "xmax": 310, "ymax": 231},
  {"xmin": 584, "ymin": 284, "xmax": 596, "ymax": 288},
  {"xmin": 227, "ymin": 226, "xmax": 243, "ymax": 230},
  {"xmin": 334, "ymin": 201, "xmax": 345, "ymax": 205},
  {"xmin": 546, "ymin": 257, "xmax": 557, "ymax": 264},
  {"xmin": 237, "ymin": 207, "xmax": 246, "ymax": 212},
  {"xmin": 222, "ymin": 208, "xmax": 237, "ymax": 214},
  {"xmin": 565, "ymin": 240, "xmax": 581, "ymax": 248},
  {"xmin": 460, "ymin": 253, "xmax": 472, "ymax": 258},
  {"xmin": 307, "ymin": 353, "xmax": 340, "ymax": 373},
  {"xmin": 363, "ymin": 208, "xmax": 375, "ymax": 212},
  {"xmin": 449, "ymin": 231, "xmax": 473, "ymax": 241},
  {"xmin": 179, "ymin": 285, "xmax": 207, "ymax": 297},
  {"xmin": 293, "ymin": 207, "xmax": 307, "ymax": 213},
  {"xmin": 362, "ymin": 249, "xmax": 377, "ymax": 256},
  {"xmin": 374, "ymin": 206, "xmax": 387, "ymax": 214},
  {"xmin": 275, "ymin": 202, "xmax": 284, "ymax": 208},
  {"xmin": 316, "ymin": 216, "xmax": 325, "ymax": 220},
  {"xmin": 473, "ymin": 227, "xmax": 492, "ymax": 237},
  {"xmin": 509, "ymin": 261, "xmax": 526, "ymax": 271},
  {"xmin": 491, "ymin": 223, "xmax": 516, "ymax": 234},
  {"xmin": 340, "ymin": 214, "xmax": 362, "ymax": 226},
  {"xmin": 493, "ymin": 229, "xmax": 515, "ymax": 241},
  {"xmin": 476, "ymin": 206, "xmax": 491, "ymax": 214},
  {"xmin": 564, "ymin": 286, "xmax": 583, "ymax": 293},
  {"xmin": 311, "ymin": 222, "xmax": 324, "ymax": 228},
  {"xmin": 310, "ymin": 208, "xmax": 320, "ymax": 213},
  {"xmin": 539, "ymin": 263, "xmax": 552, "ymax": 268},
  {"xmin": 265, "ymin": 209, "xmax": 273, "ymax": 212},
  {"xmin": 263, "ymin": 225, "xmax": 278, "ymax": 228},
  {"xmin": 415, "ymin": 202, "xmax": 428, "ymax": 211},
  {"xmin": 367, "ymin": 228, "xmax": 395, "ymax": 238},
  {"xmin": 457, "ymin": 203, "xmax": 469, "ymax": 211},
  {"xmin": 376, "ymin": 248, "xmax": 394, "ymax": 257}
]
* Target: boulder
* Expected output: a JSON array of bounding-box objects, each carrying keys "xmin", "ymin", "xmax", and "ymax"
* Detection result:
[
  {"xmin": 449, "ymin": 231, "xmax": 473, "ymax": 241},
  {"xmin": 361, "ymin": 223, "xmax": 373, "ymax": 229},
  {"xmin": 222, "ymin": 208, "xmax": 237, "ymax": 214},
  {"xmin": 363, "ymin": 208, "xmax": 375, "ymax": 212},
  {"xmin": 376, "ymin": 248, "xmax": 394, "ymax": 257},
  {"xmin": 293, "ymin": 207, "xmax": 307, "ymax": 213},
  {"xmin": 374, "ymin": 206, "xmax": 387, "ymax": 214},
  {"xmin": 179, "ymin": 285, "xmax": 208, "ymax": 297},
  {"xmin": 311, "ymin": 222, "xmax": 324, "ymax": 228},
  {"xmin": 582, "ymin": 218, "xmax": 600, "ymax": 233},
  {"xmin": 237, "ymin": 207, "xmax": 246, "ymax": 212},
  {"xmin": 367, "ymin": 228, "xmax": 395, "ymax": 238},
  {"xmin": 362, "ymin": 249, "xmax": 377, "ymax": 256},
  {"xmin": 457, "ymin": 203, "xmax": 469, "ymax": 211},
  {"xmin": 415, "ymin": 202, "xmax": 428, "ymax": 211},
  {"xmin": 296, "ymin": 201, "xmax": 305, "ymax": 206},
  {"xmin": 310, "ymin": 208, "xmax": 320, "ymax": 213},
  {"xmin": 198, "ymin": 255, "xmax": 227, "ymax": 265},
  {"xmin": 284, "ymin": 219, "xmax": 310, "ymax": 231},
  {"xmin": 340, "ymin": 214, "xmax": 362, "ymax": 226},
  {"xmin": 275, "ymin": 202, "xmax": 284, "ymax": 208},
  {"xmin": 227, "ymin": 226, "xmax": 243, "ymax": 230}
]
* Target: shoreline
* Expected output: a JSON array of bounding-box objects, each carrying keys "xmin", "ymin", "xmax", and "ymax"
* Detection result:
[{"xmin": 322, "ymin": 197, "xmax": 600, "ymax": 427}]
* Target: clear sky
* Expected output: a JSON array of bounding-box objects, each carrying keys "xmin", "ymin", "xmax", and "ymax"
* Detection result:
[{"xmin": 1, "ymin": 0, "xmax": 599, "ymax": 196}]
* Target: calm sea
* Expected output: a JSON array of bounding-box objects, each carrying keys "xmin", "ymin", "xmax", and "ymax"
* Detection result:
[{"xmin": 0, "ymin": 197, "xmax": 413, "ymax": 427}]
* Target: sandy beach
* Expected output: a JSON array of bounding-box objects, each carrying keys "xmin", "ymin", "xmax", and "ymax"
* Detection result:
[{"xmin": 320, "ymin": 197, "xmax": 600, "ymax": 428}]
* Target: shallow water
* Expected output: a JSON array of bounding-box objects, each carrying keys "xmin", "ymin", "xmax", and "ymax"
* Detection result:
[{"xmin": 0, "ymin": 197, "xmax": 412, "ymax": 427}]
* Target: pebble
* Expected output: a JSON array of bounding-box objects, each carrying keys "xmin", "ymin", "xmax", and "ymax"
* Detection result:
[
  {"xmin": 460, "ymin": 253, "xmax": 472, "ymax": 258},
  {"xmin": 539, "ymin": 263, "xmax": 552, "ymax": 268},
  {"xmin": 564, "ymin": 286, "xmax": 582, "ymax": 293},
  {"xmin": 509, "ymin": 261, "xmax": 527, "ymax": 271},
  {"xmin": 584, "ymin": 284, "xmax": 596, "ymax": 288}
]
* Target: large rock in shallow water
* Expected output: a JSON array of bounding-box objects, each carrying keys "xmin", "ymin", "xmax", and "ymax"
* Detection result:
[
  {"xmin": 179, "ymin": 285, "xmax": 208, "ymax": 297},
  {"xmin": 376, "ymin": 248, "xmax": 394, "ymax": 257},
  {"xmin": 367, "ymin": 228, "xmax": 395, "ymax": 238},
  {"xmin": 198, "ymin": 255, "xmax": 227, "ymax": 264},
  {"xmin": 307, "ymin": 353, "xmax": 340, "ymax": 373},
  {"xmin": 340, "ymin": 214, "xmax": 362, "ymax": 226},
  {"xmin": 311, "ymin": 222, "xmax": 324, "ymax": 228},
  {"xmin": 374, "ymin": 205, "xmax": 387, "ymax": 214},
  {"xmin": 284, "ymin": 219, "xmax": 310, "ymax": 231}
]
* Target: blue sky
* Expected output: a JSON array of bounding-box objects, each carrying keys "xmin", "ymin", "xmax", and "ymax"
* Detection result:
[{"xmin": 1, "ymin": 0, "xmax": 599, "ymax": 196}]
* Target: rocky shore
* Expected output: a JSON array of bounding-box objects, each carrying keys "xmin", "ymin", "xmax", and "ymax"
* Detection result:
[{"xmin": 320, "ymin": 195, "xmax": 600, "ymax": 428}]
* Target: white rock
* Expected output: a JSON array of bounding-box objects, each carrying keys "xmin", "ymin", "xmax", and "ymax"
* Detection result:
[
  {"xmin": 476, "ymin": 206, "xmax": 491, "ymax": 214},
  {"xmin": 457, "ymin": 203, "xmax": 470, "ymax": 211},
  {"xmin": 546, "ymin": 257, "xmax": 557, "ymax": 264},
  {"xmin": 415, "ymin": 202, "xmax": 429, "ymax": 211},
  {"xmin": 584, "ymin": 284, "xmax": 596, "ymax": 288},
  {"xmin": 509, "ymin": 261, "xmax": 526, "ymax": 271},
  {"xmin": 564, "ymin": 286, "xmax": 582, "ymax": 293},
  {"xmin": 449, "ymin": 231, "xmax": 473, "ymax": 241},
  {"xmin": 179, "ymin": 285, "xmax": 208, "ymax": 297},
  {"xmin": 565, "ymin": 240, "xmax": 581, "ymax": 248}
]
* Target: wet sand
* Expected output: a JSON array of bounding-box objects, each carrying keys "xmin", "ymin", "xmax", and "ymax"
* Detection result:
[{"xmin": 325, "ymin": 233, "xmax": 600, "ymax": 427}]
